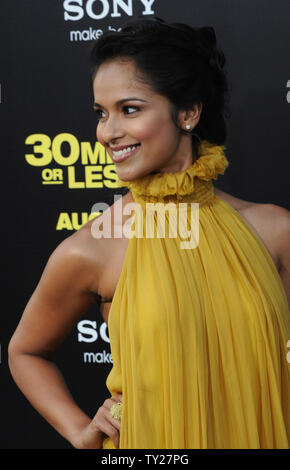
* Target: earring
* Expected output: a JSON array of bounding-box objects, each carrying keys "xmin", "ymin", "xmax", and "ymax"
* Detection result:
[{"xmin": 185, "ymin": 124, "xmax": 191, "ymax": 130}]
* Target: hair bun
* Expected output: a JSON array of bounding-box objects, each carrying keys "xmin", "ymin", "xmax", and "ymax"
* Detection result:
[
  {"xmin": 197, "ymin": 26, "xmax": 217, "ymax": 48},
  {"xmin": 171, "ymin": 23, "xmax": 225, "ymax": 70},
  {"xmin": 196, "ymin": 26, "xmax": 225, "ymax": 70}
]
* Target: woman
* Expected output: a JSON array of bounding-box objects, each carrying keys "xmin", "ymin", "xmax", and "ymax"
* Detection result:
[{"xmin": 8, "ymin": 17, "xmax": 290, "ymax": 449}]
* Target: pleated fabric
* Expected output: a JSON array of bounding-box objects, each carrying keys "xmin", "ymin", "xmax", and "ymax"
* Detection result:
[{"xmin": 102, "ymin": 141, "xmax": 290, "ymax": 449}]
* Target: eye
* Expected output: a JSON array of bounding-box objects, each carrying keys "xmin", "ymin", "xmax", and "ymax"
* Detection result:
[
  {"xmin": 93, "ymin": 105, "xmax": 140, "ymax": 121},
  {"xmin": 123, "ymin": 105, "xmax": 140, "ymax": 114},
  {"xmin": 94, "ymin": 108, "xmax": 105, "ymax": 119}
]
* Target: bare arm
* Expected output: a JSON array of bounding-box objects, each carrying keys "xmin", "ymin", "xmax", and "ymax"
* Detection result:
[
  {"xmin": 8, "ymin": 232, "xmax": 121, "ymax": 448},
  {"xmin": 274, "ymin": 205, "xmax": 290, "ymax": 310}
]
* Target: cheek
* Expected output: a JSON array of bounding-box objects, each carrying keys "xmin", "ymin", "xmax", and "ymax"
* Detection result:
[
  {"xmin": 130, "ymin": 116, "xmax": 158, "ymax": 141},
  {"xmin": 96, "ymin": 124, "xmax": 102, "ymax": 142},
  {"xmin": 133, "ymin": 116, "xmax": 176, "ymax": 144}
]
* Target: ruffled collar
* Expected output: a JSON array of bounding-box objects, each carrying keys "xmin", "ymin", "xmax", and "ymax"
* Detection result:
[{"xmin": 117, "ymin": 140, "xmax": 229, "ymax": 203}]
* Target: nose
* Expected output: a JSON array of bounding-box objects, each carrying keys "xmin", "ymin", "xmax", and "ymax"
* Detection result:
[{"xmin": 97, "ymin": 114, "xmax": 124, "ymax": 145}]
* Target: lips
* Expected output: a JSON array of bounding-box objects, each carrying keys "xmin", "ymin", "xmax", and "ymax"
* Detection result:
[
  {"xmin": 111, "ymin": 143, "xmax": 141, "ymax": 163},
  {"xmin": 110, "ymin": 143, "xmax": 140, "ymax": 152}
]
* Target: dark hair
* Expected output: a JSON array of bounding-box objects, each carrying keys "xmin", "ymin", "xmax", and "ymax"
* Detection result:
[{"xmin": 89, "ymin": 16, "xmax": 231, "ymax": 157}]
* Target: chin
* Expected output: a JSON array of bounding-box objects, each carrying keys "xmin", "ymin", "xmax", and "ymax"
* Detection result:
[
  {"xmin": 116, "ymin": 168, "xmax": 137, "ymax": 182},
  {"xmin": 116, "ymin": 166, "xmax": 147, "ymax": 182},
  {"xmin": 116, "ymin": 156, "xmax": 161, "ymax": 182}
]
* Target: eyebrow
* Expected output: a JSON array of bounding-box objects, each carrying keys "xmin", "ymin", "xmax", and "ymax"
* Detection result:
[{"xmin": 93, "ymin": 97, "xmax": 149, "ymax": 108}]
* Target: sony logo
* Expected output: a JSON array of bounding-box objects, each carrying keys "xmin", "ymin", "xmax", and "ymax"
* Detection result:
[
  {"xmin": 77, "ymin": 319, "xmax": 110, "ymax": 343},
  {"xmin": 63, "ymin": 0, "xmax": 155, "ymax": 21}
]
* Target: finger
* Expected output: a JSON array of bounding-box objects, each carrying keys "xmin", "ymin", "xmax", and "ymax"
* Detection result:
[
  {"xmin": 103, "ymin": 395, "xmax": 122, "ymax": 412},
  {"xmin": 103, "ymin": 422, "xmax": 120, "ymax": 449},
  {"xmin": 103, "ymin": 398, "xmax": 118, "ymax": 411},
  {"xmin": 112, "ymin": 393, "xmax": 123, "ymax": 403},
  {"xmin": 107, "ymin": 412, "xmax": 121, "ymax": 430},
  {"xmin": 93, "ymin": 415, "xmax": 120, "ymax": 449}
]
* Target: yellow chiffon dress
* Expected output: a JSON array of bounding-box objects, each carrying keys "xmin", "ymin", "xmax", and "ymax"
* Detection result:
[{"xmin": 102, "ymin": 140, "xmax": 290, "ymax": 449}]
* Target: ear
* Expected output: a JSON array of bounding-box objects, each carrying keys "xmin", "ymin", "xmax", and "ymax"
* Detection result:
[{"xmin": 178, "ymin": 102, "xmax": 203, "ymax": 130}]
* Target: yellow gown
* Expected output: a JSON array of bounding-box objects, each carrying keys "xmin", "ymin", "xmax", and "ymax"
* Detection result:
[{"xmin": 102, "ymin": 140, "xmax": 290, "ymax": 449}]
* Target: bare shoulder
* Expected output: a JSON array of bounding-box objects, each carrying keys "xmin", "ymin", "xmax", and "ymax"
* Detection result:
[
  {"xmin": 66, "ymin": 216, "xmax": 102, "ymax": 265},
  {"xmin": 213, "ymin": 186, "xmax": 255, "ymax": 211},
  {"xmin": 213, "ymin": 186, "xmax": 290, "ymax": 272},
  {"xmin": 214, "ymin": 185, "xmax": 289, "ymax": 228},
  {"xmin": 47, "ymin": 204, "xmax": 114, "ymax": 297},
  {"xmin": 39, "ymin": 224, "xmax": 101, "ymax": 301},
  {"xmin": 246, "ymin": 202, "xmax": 290, "ymax": 227},
  {"xmin": 66, "ymin": 190, "xmax": 133, "ymax": 294},
  {"xmin": 67, "ymin": 191, "xmax": 130, "ymax": 255},
  {"xmin": 241, "ymin": 202, "xmax": 290, "ymax": 247},
  {"xmin": 253, "ymin": 203, "xmax": 290, "ymax": 266},
  {"xmin": 253, "ymin": 203, "xmax": 290, "ymax": 307}
]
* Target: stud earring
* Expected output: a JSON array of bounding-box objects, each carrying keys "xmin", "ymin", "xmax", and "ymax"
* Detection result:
[{"xmin": 185, "ymin": 124, "xmax": 191, "ymax": 130}]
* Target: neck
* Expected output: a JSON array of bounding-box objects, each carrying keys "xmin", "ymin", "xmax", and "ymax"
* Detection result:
[
  {"xmin": 150, "ymin": 147, "xmax": 198, "ymax": 176},
  {"xmin": 116, "ymin": 140, "xmax": 229, "ymax": 205}
]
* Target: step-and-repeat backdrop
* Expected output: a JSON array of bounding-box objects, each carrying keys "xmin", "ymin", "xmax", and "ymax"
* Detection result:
[{"xmin": 1, "ymin": 0, "xmax": 289, "ymax": 449}]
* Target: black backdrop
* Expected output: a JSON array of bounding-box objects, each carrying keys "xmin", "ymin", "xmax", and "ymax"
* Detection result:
[{"xmin": 1, "ymin": 0, "xmax": 289, "ymax": 449}]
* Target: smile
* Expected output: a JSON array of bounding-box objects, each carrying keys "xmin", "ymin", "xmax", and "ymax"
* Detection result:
[{"xmin": 112, "ymin": 144, "xmax": 141, "ymax": 163}]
